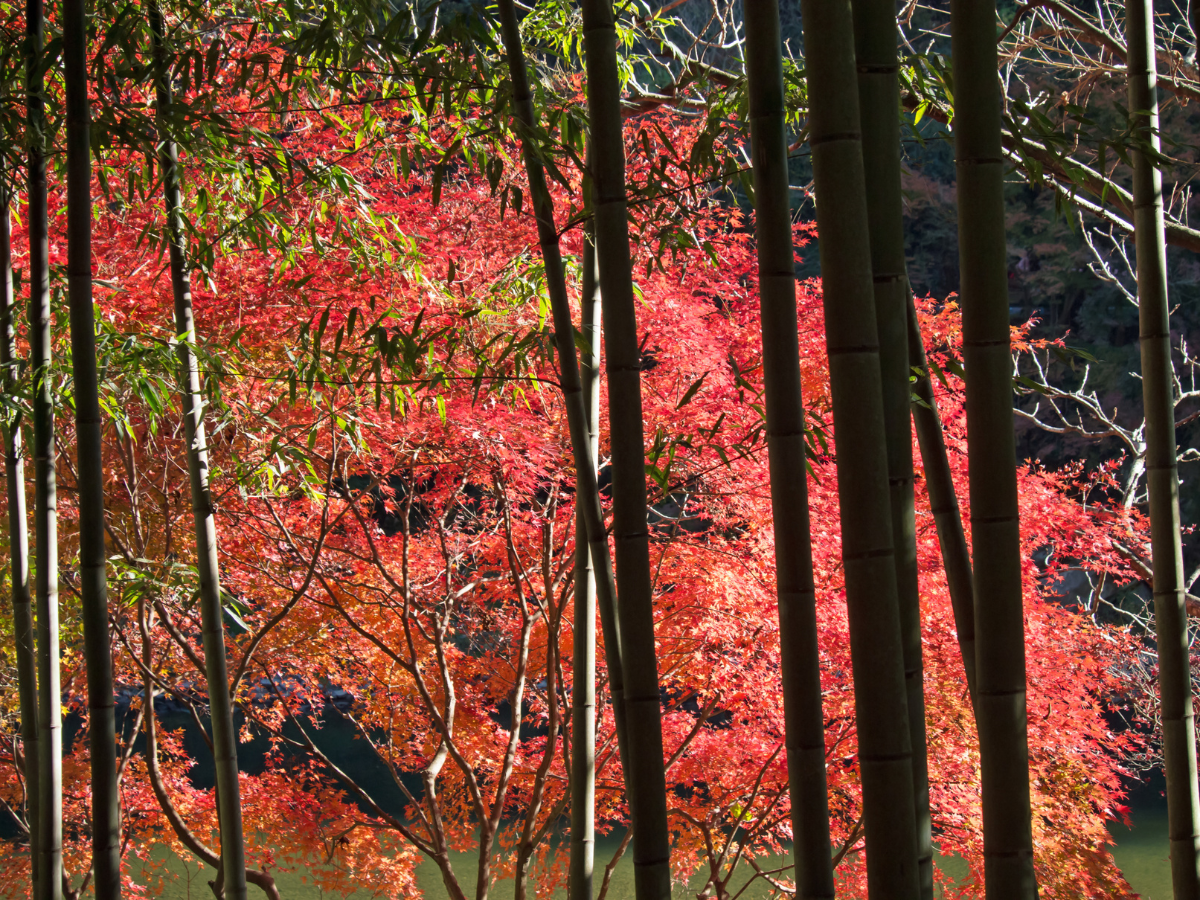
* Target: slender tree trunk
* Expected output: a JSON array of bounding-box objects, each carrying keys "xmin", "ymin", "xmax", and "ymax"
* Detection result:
[
  {"xmin": 493, "ymin": 0, "xmax": 631, "ymax": 812},
  {"xmin": 949, "ymin": 0, "xmax": 1036, "ymax": 894},
  {"xmin": 2, "ymin": 162, "xmax": 40, "ymax": 897},
  {"xmin": 64, "ymin": 1, "xmax": 121, "ymax": 895},
  {"xmin": 798, "ymin": 0, "xmax": 919, "ymax": 895},
  {"xmin": 906, "ymin": 294, "xmax": 977, "ymax": 706},
  {"xmin": 579, "ymin": 0, "xmax": 672, "ymax": 894},
  {"xmin": 148, "ymin": 8, "xmax": 249, "ymax": 898},
  {"xmin": 138, "ymin": 603, "xmax": 280, "ymax": 900},
  {"xmin": 1125, "ymin": 0, "xmax": 1200, "ymax": 894},
  {"xmin": 569, "ymin": 222, "xmax": 601, "ymax": 900},
  {"xmin": 852, "ymin": 4, "xmax": 931, "ymax": 894},
  {"xmin": 741, "ymin": 6, "xmax": 835, "ymax": 899},
  {"xmin": 27, "ymin": 0, "xmax": 62, "ymax": 894}
]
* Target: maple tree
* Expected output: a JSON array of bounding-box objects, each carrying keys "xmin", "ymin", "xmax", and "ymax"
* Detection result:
[{"xmin": 0, "ymin": 2, "xmax": 1179, "ymax": 899}]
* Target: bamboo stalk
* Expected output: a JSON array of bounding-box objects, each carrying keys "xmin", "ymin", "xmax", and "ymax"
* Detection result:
[
  {"xmin": 569, "ymin": 222, "xmax": 601, "ymax": 900},
  {"xmin": 948, "ymin": 0, "xmax": 1036, "ymax": 893},
  {"xmin": 905, "ymin": 294, "xmax": 978, "ymax": 706},
  {"xmin": 2, "ymin": 159, "xmax": 40, "ymax": 897},
  {"xmin": 579, "ymin": 0, "xmax": 672, "ymax": 893},
  {"xmin": 26, "ymin": 0, "xmax": 61, "ymax": 893},
  {"xmin": 798, "ymin": 0, "xmax": 919, "ymax": 893},
  {"xmin": 1125, "ymin": 0, "xmax": 1200, "ymax": 893},
  {"xmin": 138, "ymin": 603, "xmax": 280, "ymax": 900},
  {"xmin": 64, "ymin": 0, "xmax": 121, "ymax": 894},
  {"xmin": 852, "ymin": 3, "xmax": 931, "ymax": 893},
  {"xmin": 493, "ymin": 0, "xmax": 632, "ymax": 814},
  {"xmin": 148, "ymin": 6, "xmax": 249, "ymax": 898},
  {"xmin": 741, "ymin": 4, "xmax": 835, "ymax": 898}
]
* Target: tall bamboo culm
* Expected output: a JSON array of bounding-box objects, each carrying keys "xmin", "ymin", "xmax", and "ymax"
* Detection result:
[
  {"xmin": 797, "ymin": 0, "xmax": 920, "ymax": 894},
  {"xmin": 1125, "ymin": 0, "xmax": 1200, "ymax": 894},
  {"xmin": 852, "ymin": 3, "xmax": 932, "ymax": 894},
  {"xmin": 26, "ymin": 0, "xmax": 62, "ymax": 893},
  {"xmin": 741, "ymin": 4, "xmax": 835, "ymax": 898},
  {"xmin": 494, "ymin": 0, "xmax": 632, "ymax": 815},
  {"xmin": 579, "ymin": 0, "xmax": 672, "ymax": 894},
  {"xmin": 2, "ymin": 163, "xmax": 40, "ymax": 897},
  {"xmin": 148, "ymin": 6, "xmax": 249, "ymax": 898},
  {"xmin": 569, "ymin": 222, "xmax": 601, "ymax": 900},
  {"xmin": 64, "ymin": 0, "xmax": 121, "ymax": 895},
  {"xmin": 905, "ymin": 296, "xmax": 977, "ymax": 706},
  {"xmin": 948, "ymin": 0, "xmax": 1036, "ymax": 894}
]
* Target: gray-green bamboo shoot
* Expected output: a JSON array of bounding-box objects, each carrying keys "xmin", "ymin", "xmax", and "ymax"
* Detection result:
[
  {"xmin": 27, "ymin": 0, "xmax": 62, "ymax": 893},
  {"xmin": 569, "ymin": 220, "xmax": 601, "ymax": 900},
  {"xmin": 906, "ymin": 295, "xmax": 977, "ymax": 706},
  {"xmin": 949, "ymin": 0, "xmax": 1037, "ymax": 892},
  {"xmin": 852, "ymin": 2, "xmax": 932, "ymax": 894},
  {"xmin": 494, "ymin": 0, "xmax": 632, "ymax": 814},
  {"xmin": 64, "ymin": 0, "xmax": 121, "ymax": 894},
  {"xmin": 798, "ymin": 0, "xmax": 920, "ymax": 893},
  {"xmin": 579, "ymin": 0, "xmax": 673, "ymax": 894},
  {"xmin": 2, "ymin": 159, "xmax": 40, "ymax": 899},
  {"xmin": 149, "ymin": 5, "xmax": 249, "ymax": 898},
  {"xmin": 1125, "ymin": 0, "xmax": 1200, "ymax": 894},
  {"xmin": 741, "ymin": 3, "xmax": 835, "ymax": 898}
]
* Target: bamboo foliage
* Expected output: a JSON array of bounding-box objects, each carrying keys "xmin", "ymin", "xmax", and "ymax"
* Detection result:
[
  {"xmin": 148, "ymin": 6, "xmax": 249, "ymax": 898},
  {"xmin": 1124, "ymin": 0, "xmax": 1200, "ymax": 894},
  {"xmin": 26, "ymin": 0, "xmax": 62, "ymax": 893},
  {"xmin": 948, "ymin": 0, "xmax": 1036, "ymax": 894},
  {"xmin": 851, "ymin": 3, "xmax": 931, "ymax": 894},
  {"xmin": 2, "ymin": 161, "xmax": 40, "ymax": 897},
  {"xmin": 63, "ymin": 0, "xmax": 121, "ymax": 894},
  {"xmin": 569, "ymin": 222, "xmax": 601, "ymax": 900},
  {"xmin": 740, "ymin": 4, "xmax": 835, "ymax": 899},
  {"xmin": 579, "ymin": 0, "xmax": 672, "ymax": 894},
  {"xmin": 797, "ymin": 0, "xmax": 920, "ymax": 894}
]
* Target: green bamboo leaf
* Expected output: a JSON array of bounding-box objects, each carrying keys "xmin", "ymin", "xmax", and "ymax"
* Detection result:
[{"xmin": 675, "ymin": 372, "xmax": 708, "ymax": 409}]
